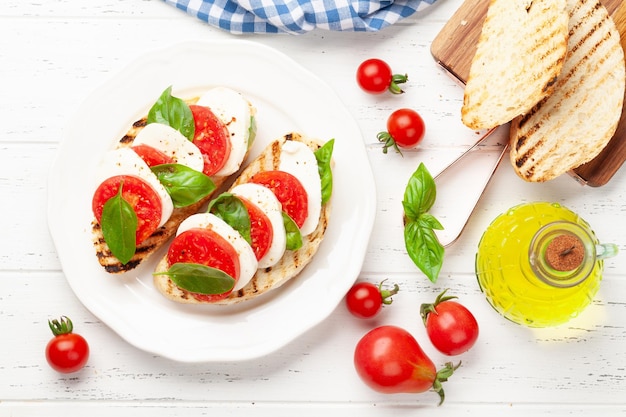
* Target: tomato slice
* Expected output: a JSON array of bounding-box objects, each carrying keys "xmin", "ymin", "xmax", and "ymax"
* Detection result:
[
  {"xmin": 190, "ymin": 105, "xmax": 231, "ymax": 176},
  {"xmin": 238, "ymin": 196, "xmax": 273, "ymax": 261},
  {"xmin": 92, "ymin": 175, "xmax": 162, "ymax": 245},
  {"xmin": 167, "ymin": 228, "xmax": 240, "ymax": 302},
  {"xmin": 249, "ymin": 170, "xmax": 308, "ymax": 229},
  {"xmin": 131, "ymin": 144, "xmax": 174, "ymax": 167}
]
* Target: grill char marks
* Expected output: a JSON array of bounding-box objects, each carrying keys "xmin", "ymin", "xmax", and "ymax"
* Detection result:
[
  {"xmin": 461, "ymin": 0, "xmax": 569, "ymax": 130},
  {"xmin": 509, "ymin": 0, "xmax": 625, "ymax": 182}
]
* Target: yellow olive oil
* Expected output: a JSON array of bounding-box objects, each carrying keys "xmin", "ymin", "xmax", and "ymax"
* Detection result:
[{"xmin": 475, "ymin": 202, "xmax": 603, "ymax": 327}]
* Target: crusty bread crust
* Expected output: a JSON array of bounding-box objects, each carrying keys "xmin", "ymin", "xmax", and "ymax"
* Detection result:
[
  {"xmin": 461, "ymin": 0, "xmax": 569, "ymax": 130},
  {"xmin": 92, "ymin": 96, "xmax": 250, "ymax": 273},
  {"xmin": 153, "ymin": 132, "xmax": 331, "ymax": 305},
  {"xmin": 509, "ymin": 0, "xmax": 625, "ymax": 182}
]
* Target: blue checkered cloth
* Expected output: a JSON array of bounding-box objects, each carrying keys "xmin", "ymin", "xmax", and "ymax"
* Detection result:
[{"xmin": 164, "ymin": 0, "xmax": 438, "ymax": 34}]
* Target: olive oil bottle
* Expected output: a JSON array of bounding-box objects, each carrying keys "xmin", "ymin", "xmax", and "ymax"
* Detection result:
[{"xmin": 475, "ymin": 202, "xmax": 617, "ymax": 327}]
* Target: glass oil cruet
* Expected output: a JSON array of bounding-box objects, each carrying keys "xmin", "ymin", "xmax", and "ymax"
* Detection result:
[{"xmin": 475, "ymin": 202, "xmax": 618, "ymax": 327}]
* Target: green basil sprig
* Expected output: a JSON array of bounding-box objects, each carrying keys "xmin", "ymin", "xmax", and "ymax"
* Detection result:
[
  {"xmin": 151, "ymin": 164, "xmax": 216, "ymax": 208},
  {"xmin": 154, "ymin": 263, "xmax": 235, "ymax": 295},
  {"xmin": 101, "ymin": 182, "xmax": 137, "ymax": 265},
  {"xmin": 147, "ymin": 86, "xmax": 195, "ymax": 141},
  {"xmin": 403, "ymin": 163, "xmax": 444, "ymax": 282},
  {"xmin": 314, "ymin": 138, "xmax": 334, "ymax": 205},
  {"xmin": 208, "ymin": 193, "xmax": 252, "ymax": 244},
  {"xmin": 282, "ymin": 212, "xmax": 303, "ymax": 250}
]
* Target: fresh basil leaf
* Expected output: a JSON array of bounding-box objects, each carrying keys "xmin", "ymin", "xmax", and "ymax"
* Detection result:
[
  {"xmin": 247, "ymin": 116, "xmax": 257, "ymax": 150},
  {"xmin": 315, "ymin": 138, "xmax": 334, "ymax": 205},
  {"xmin": 208, "ymin": 193, "xmax": 252, "ymax": 244},
  {"xmin": 101, "ymin": 183, "xmax": 137, "ymax": 265},
  {"xmin": 282, "ymin": 212, "xmax": 303, "ymax": 251},
  {"xmin": 401, "ymin": 163, "xmax": 445, "ymax": 282},
  {"xmin": 418, "ymin": 212, "xmax": 444, "ymax": 231},
  {"xmin": 403, "ymin": 163, "xmax": 437, "ymax": 221},
  {"xmin": 147, "ymin": 86, "xmax": 195, "ymax": 141},
  {"xmin": 155, "ymin": 263, "xmax": 235, "ymax": 295},
  {"xmin": 404, "ymin": 219, "xmax": 444, "ymax": 283},
  {"xmin": 151, "ymin": 164, "xmax": 216, "ymax": 208}
]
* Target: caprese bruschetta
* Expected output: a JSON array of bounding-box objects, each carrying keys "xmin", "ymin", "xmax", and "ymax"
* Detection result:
[
  {"xmin": 91, "ymin": 86, "xmax": 256, "ymax": 273},
  {"xmin": 153, "ymin": 132, "xmax": 334, "ymax": 305}
]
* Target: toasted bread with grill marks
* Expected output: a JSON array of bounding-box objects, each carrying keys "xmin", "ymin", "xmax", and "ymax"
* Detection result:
[
  {"xmin": 509, "ymin": 0, "xmax": 625, "ymax": 182},
  {"xmin": 461, "ymin": 0, "xmax": 569, "ymax": 130},
  {"xmin": 92, "ymin": 95, "xmax": 253, "ymax": 273},
  {"xmin": 153, "ymin": 132, "xmax": 331, "ymax": 305}
]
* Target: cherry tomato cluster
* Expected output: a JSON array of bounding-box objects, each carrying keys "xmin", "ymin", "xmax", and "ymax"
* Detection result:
[
  {"xmin": 355, "ymin": 58, "xmax": 426, "ymax": 155},
  {"xmin": 346, "ymin": 285, "xmax": 479, "ymax": 405}
]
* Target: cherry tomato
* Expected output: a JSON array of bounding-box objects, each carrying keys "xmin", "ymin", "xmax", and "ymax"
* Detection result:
[
  {"xmin": 345, "ymin": 280, "xmax": 399, "ymax": 319},
  {"xmin": 249, "ymin": 170, "xmax": 308, "ymax": 229},
  {"xmin": 167, "ymin": 228, "xmax": 240, "ymax": 302},
  {"xmin": 377, "ymin": 108, "xmax": 425, "ymax": 154},
  {"xmin": 354, "ymin": 325, "xmax": 459, "ymax": 405},
  {"xmin": 356, "ymin": 58, "xmax": 408, "ymax": 94},
  {"xmin": 421, "ymin": 289, "xmax": 479, "ymax": 356},
  {"xmin": 45, "ymin": 316, "xmax": 89, "ymax": 374},
  {"xmin": 190, "ymin": 105, "xmax": 232, "ymax": 176},
  {"xmin": 92, "ymin": 175, "xmax": 163, "ymax": 245}
]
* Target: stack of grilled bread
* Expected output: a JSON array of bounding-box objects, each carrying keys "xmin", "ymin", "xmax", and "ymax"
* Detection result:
[{"xmin": 461, "ymin": 0, "xmax": 625, "ymax": 182}]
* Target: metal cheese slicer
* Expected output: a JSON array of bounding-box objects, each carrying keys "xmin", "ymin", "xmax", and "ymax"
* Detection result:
[{"xmin": 430, "ymin": 124, "xmax": 509, "ymax": 248}]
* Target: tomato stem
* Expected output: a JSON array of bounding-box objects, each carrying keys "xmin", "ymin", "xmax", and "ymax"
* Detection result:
[
  {"xmin": 432, "ymin": 361, "xmax": 461, "ymax": 406},
  {"xmin": 388, "ymin": 73, "xmax": 408, "ymax": 94},
  {"xmin": 420, "ymin": 288, "xmax": 458, "ymax": 324},
  {"xmin": 48, "ymin": 316, "xmax": 74, "ymax": 336},
  {"xmin": 376, "ymin": 131, "xmax": 403, "ymax": 156},
  {"xmin": 378, "ymin": 279, "xmax": 400, "ymax": 305}
]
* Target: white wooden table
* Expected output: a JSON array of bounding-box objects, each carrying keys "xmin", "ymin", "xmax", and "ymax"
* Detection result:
[{"xmin": 2, "ymin": 0, "xmax": 626, "ymax": 415}]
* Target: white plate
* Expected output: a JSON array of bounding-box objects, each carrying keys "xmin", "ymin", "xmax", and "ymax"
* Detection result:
[{"xmin": 47, "ymin": 40, "xmax": 376, "ymax": 362}]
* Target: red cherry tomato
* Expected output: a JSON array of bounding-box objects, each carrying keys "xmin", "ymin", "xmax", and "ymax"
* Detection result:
[
  {"xmin": 45, "ymin": 316, "xmax": 89, "ymax": 374},
  {"xmin": 92, "ymin": 175, "xmax": 163, "ymax": 245},
  {"xmin": 354, "ymin": 325, "xmax": 459, "ymax": 405},
  {"xmin": 167, "ymin": 228, "xmax": 240, "ymax": 302},
  {"xmin": 249, "ymin": 170, "xmax": 308, "ymax": 229},
  {"xmin": 421, "ymin": 289, "xmax": 479, "ymax": 356},
  {"xmin": 378, "ymin": 108, "xmax": 426, "ymax": 154},
  {"xmin": 356, "ymin": 58, "xmax": 408, "ymax": 94},
  {"xmin": 345, "ymin": 280, "xmax": 399, "ymax": 319}
]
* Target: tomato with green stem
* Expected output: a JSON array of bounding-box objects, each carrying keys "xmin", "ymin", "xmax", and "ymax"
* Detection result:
[
  {"xmin": 45, "ymin": 316, "xmax": 89, "ymax": 373},
  {"xmin": 421, "ymin": 289, "xmax": 479, "ymax": 356},
  {"xmin": 377, "ymin": 108, "xmax": 425, "ymax": 155},
  {"xmin": 356, "ymin": 58, "xmax": 408, "ymax": 95},
  {"xmin": 345, "ymin": 280, "xmax": 399, "ymax": 319},
  {"xmin": 354, "ymin": 325, "xmax": 459, "ymax": 405}
]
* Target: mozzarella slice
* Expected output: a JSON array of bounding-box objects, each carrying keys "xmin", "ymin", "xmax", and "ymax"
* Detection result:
[
  {"xmin": 132, "ymin": 122, "xmax": 204, "ymax": 172},
  {"xmin": 279, "ymin": 141, "xmax": 322, "ymax": 236},
  {"xmin": 231, "ymin": 183, "xmax": 286, "ymax": 269},
  {"xmin": 95, "ymin": 148, "xmax": 174, "ymax": 227},
  {"xmin": 177, "ymin": 213, "xmax": 258, "ymax": 291},
  {"xmin": 196, "ymin": 87, "xmax": 254, "ymax": 177}
]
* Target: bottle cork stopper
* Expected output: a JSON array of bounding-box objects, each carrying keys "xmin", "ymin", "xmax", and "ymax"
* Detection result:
[{"xmin": 545, "ymin": 234, "xmax": 584, "ymax": 272}]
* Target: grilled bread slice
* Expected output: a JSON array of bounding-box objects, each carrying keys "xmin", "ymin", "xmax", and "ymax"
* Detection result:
[
  {"xmin": 92, "ymin": 95, "xmax": 255, "ymax": 273},
  {"xmin": 461, "ymin": 0, "xmax": 569, "ymax": 130},
  {"xmin": 509, "ymin": 0, "xmax": 625, "ymax": 182},
  {"xmin": 153, "ymin": 132, "xmax": 331, "ymax": 305}
]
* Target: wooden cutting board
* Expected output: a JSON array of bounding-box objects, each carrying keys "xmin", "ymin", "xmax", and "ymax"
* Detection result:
[{"xmin": 431, "ymin": 0, "xmax": 625, "ymax": 187}]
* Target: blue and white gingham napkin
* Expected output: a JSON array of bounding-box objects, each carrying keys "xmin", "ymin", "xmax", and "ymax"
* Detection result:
[{"xmin": 164, "ymin": 0, "xmax": 438, "ymax": 34}]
